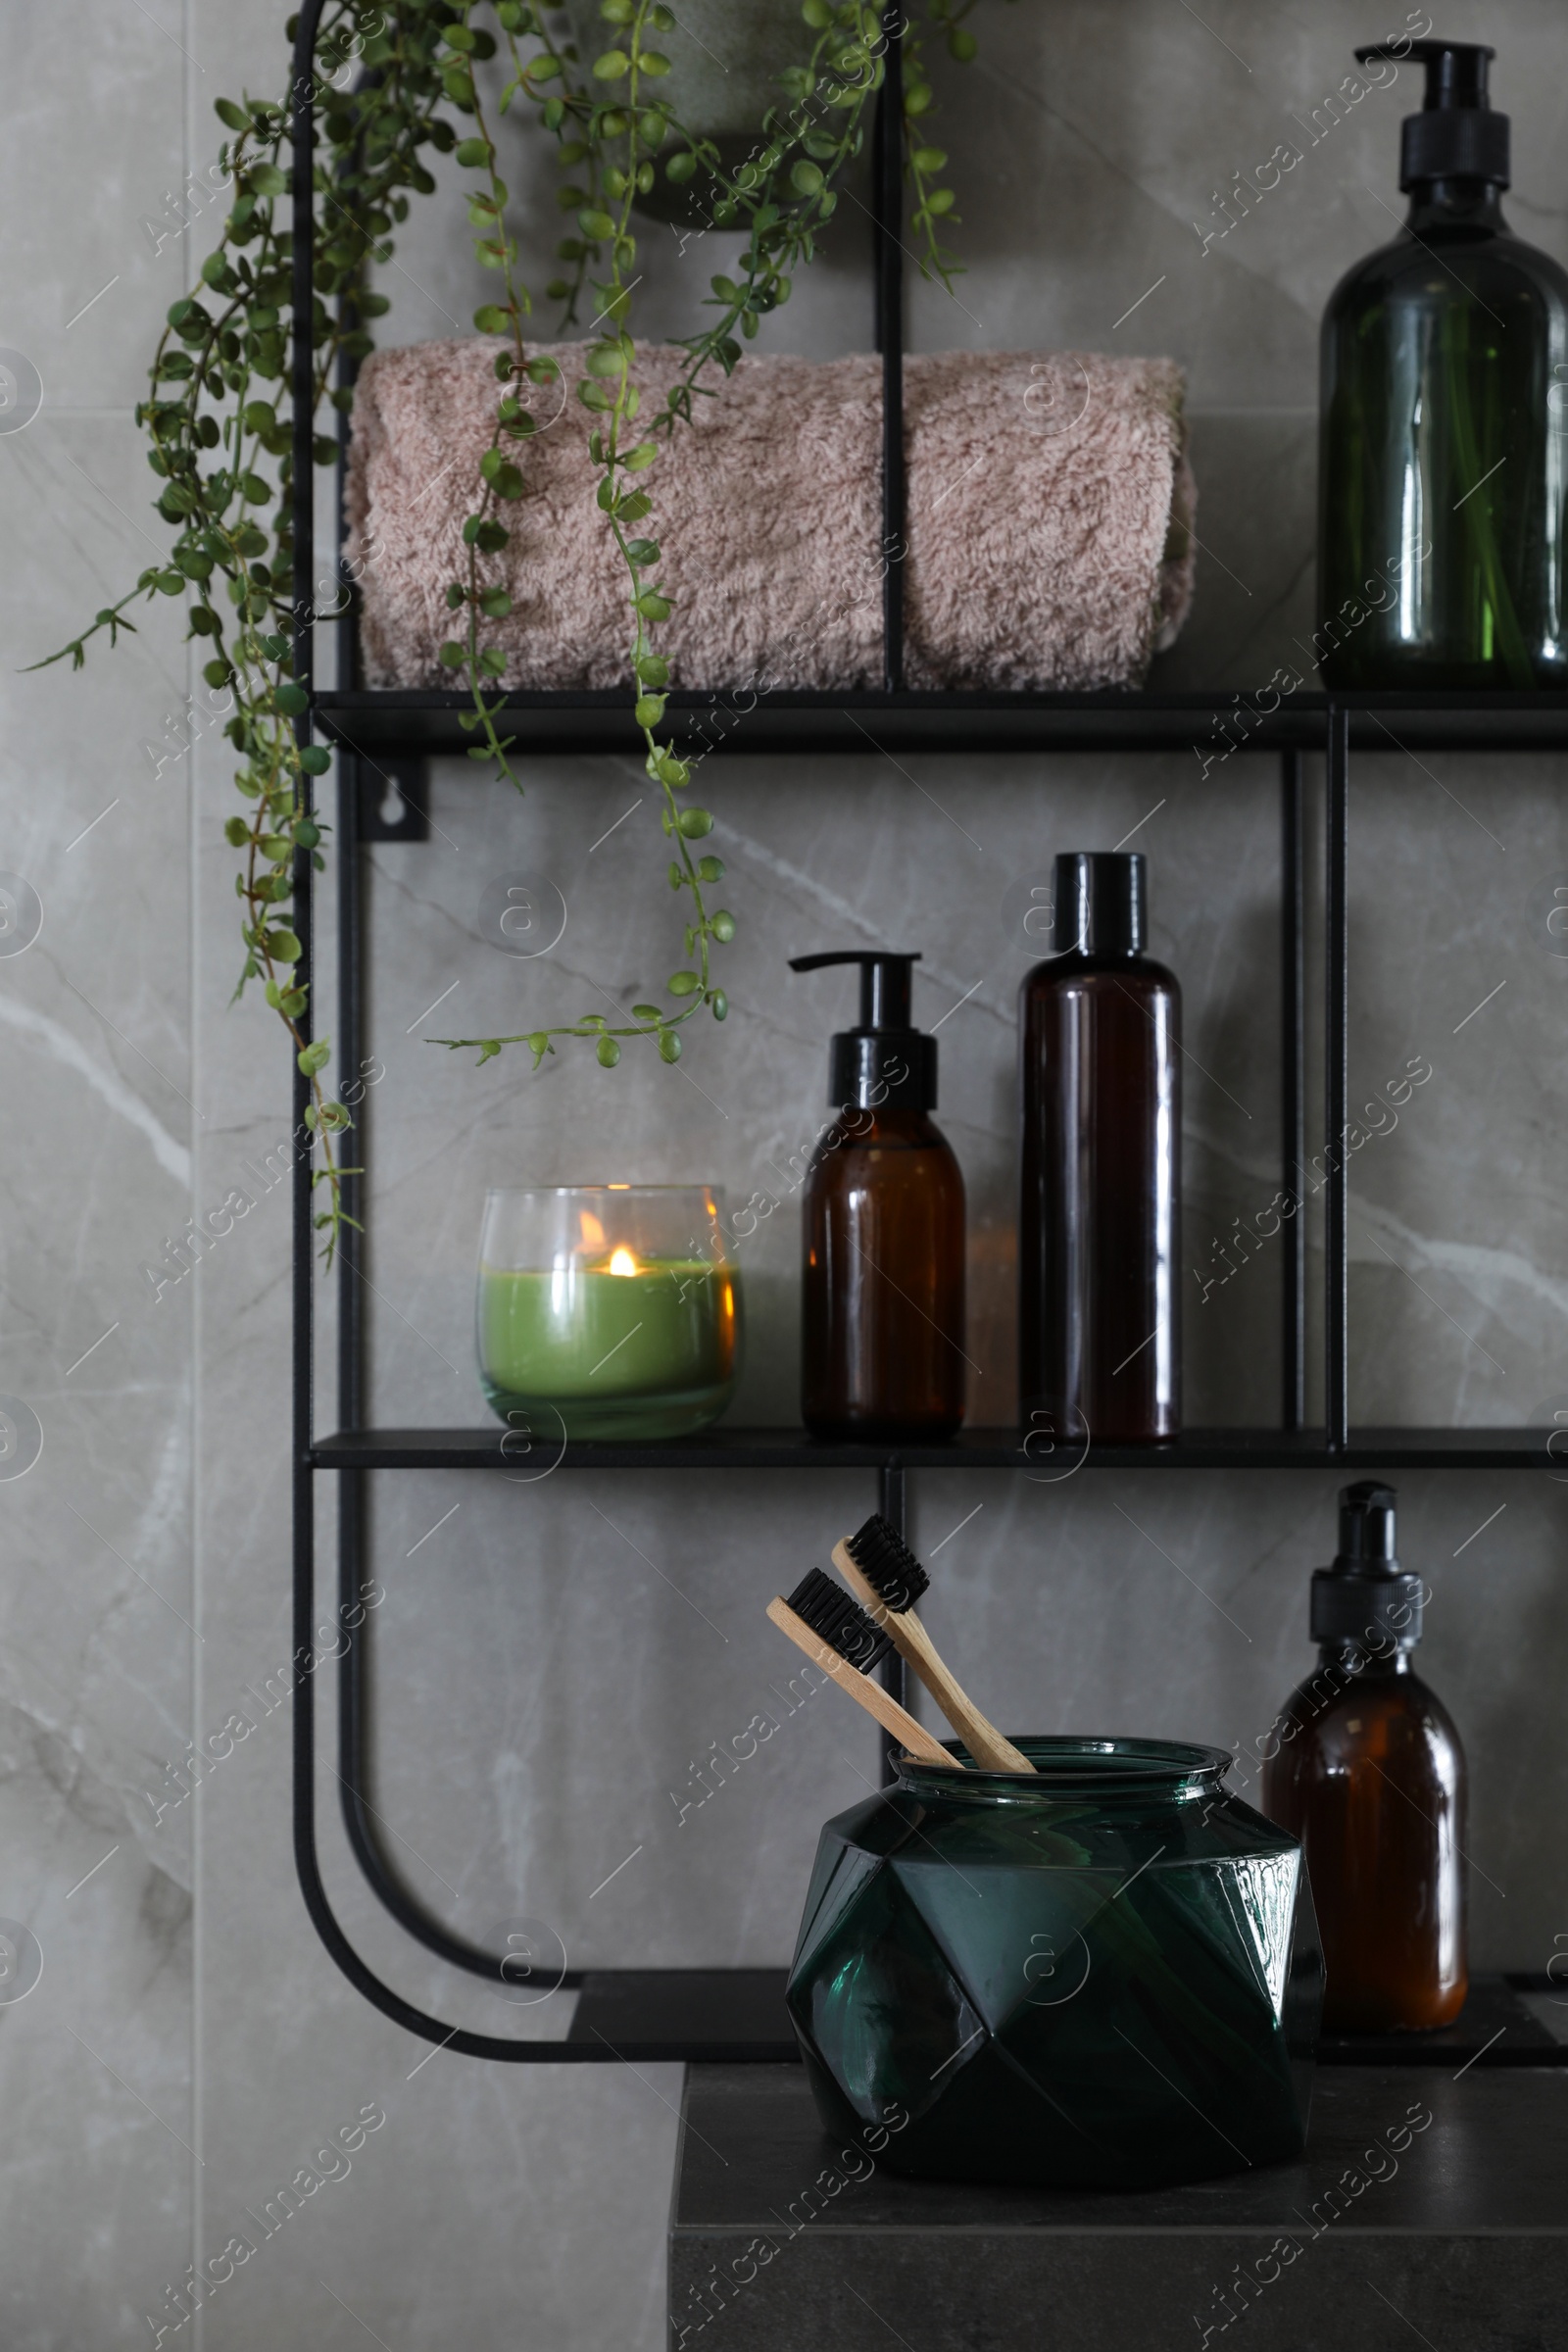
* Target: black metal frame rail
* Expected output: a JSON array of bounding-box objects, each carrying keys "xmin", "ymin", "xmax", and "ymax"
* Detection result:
[{"xmin": 288, "ymin": 1, "xmax": 1568, "ymax": 2064}]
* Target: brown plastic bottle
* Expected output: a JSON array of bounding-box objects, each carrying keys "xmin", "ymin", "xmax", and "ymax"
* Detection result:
[
  {"xmin": 789, "ymin": 952, "xmax": 965, "ymax": 1441},
  {"xmin": 1018, "ymin": 852, "xmax": 1179, "ymax": 1445},
  {"xmin": 1263, "ymin": 1483, "xmax": 1467, "ymax": 2034}
]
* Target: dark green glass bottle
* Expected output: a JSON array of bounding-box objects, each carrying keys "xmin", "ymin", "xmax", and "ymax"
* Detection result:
[{"xmin": 1318, "ymin": 40, "xmax": 1568, "ymax": 688}]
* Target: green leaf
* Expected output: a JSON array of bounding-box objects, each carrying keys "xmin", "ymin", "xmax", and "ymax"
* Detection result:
[
  {"xmin": 947, "ymin": 24, "xmax": 978, "ymax": 61},
  {"xmin": 299, "ymin": 745, "xmax": 331, "ymax": 774},
  {"xmin": 275, "ymin": 682, "xmax": 309, "ymax": 715},
  {"xmin": 456, "ymin": 136, "xmax": 493, "ymax": 167},
  {"xmin": 592, "ymin": 49, "xmax": 630, "ymax": 78},
  {"xmin": 298, "ymin": 1040, "xmax": 330, "ymax": 1075},
  {"xmin": 249, "ymin": 163, "xmax": 287, "ymax": 197},
  {"xmin": 697, "ymin": 855, "xmax": 725, "ymax": 881},
  {"xmin": 639, "ymin": 49, "xmax": 671, "ymax": 74},
  {"xmin": 596, "ymin": 1035, "xmax": 621, "ymax": 1067},
  {"xmin": 667, "ymin": 969, "xmax": 700, "ymax": 996},
  {"xmin": 224, "ymin": 815, "xmax": 250, "ymax": 848},
  {"xmin": 215, "ymin": 97, "xmax": 248, "ymax": 130},
  {"xmin": 677, "ymin": 807, "xmax": 713, "ymax": 838},
  {"xmin": 710, "ymin": 907, "xmax": 736, "ymax": 941},
  {"xmin": 631, "ymin": 1004, "xmax": 662, "ymax": 1021},
  {"xmin": 634, "ymin": 694, "xmax": 666, "ymax": 726},
  {"xmin": 622, "ymin": 442, "xmax": 657, "ymax": 472},
  {"xmin": 658, "ymin": 1029, "xmax": 682, "ymax": 1062},
  {"xmin": 266, "ymin": 928, "xmax": 302, "ymax": 963},
  {"xmin": 473, "ymin": 304, "xmax": 513, "ymax": 335},
  {"xmin": 635, "ymin": 654, "xmax": 669, "ymax": 688},
  {"xmin": 710, "ymin": 990, "xmax": 728, "ymax": 1021},
  {"xmin": 664, "ymin": 150, "xmax": 697, "ymax": 184},
  {"xmin": 790, "ymin": 160, "xmax": 824, "ymax": 197}
]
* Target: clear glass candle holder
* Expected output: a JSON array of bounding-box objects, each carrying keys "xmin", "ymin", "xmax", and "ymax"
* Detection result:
[{"xmin": 475, "ymin": 1186, "xmax": 741, "ymax": 1443}]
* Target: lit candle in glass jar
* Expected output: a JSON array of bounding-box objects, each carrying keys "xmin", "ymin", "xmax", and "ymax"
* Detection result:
[{"xmin": 476, "ymin": 1188, "xmax": 740, "ymax": 1442}]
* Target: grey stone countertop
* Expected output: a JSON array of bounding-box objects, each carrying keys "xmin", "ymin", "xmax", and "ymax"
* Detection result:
[{"xmin": 668, "ymin": 2065, "xmax": 1568, "ymax": 2351}]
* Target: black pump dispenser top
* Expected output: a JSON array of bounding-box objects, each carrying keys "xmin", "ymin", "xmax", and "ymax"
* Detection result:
[
  {"xmin": 789, "ymin": 951, "xmax": 937, "ymax": 1110},
  {"xmin": 1053, "ymin": 852, "xmax": 1147, "ymax": 958},
  {"xmin": 1309, "ymin": 1480, "xmax": 1425, "ymax": 1649},
  {"xmin": 1355, "ymin": 38, "xmax": 1509, "ymax": 191}
]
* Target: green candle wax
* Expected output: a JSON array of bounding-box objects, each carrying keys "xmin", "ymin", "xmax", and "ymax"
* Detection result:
[{"xmin": 477, "ymin": 1259, "xmax": 739, "ymax": 1442}]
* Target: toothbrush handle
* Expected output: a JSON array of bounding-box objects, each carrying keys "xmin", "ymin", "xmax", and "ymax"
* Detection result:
[
  {"xmin": 832, "ymin": 1542, "xmax": 1035, "ymax": 1774},
  {"xmin": 765, "ymin": 1598, "xmax": 960, "ymax": 1769}
]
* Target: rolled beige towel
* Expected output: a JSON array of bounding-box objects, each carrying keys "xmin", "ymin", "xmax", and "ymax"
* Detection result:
[{"xmin": 346, "ymin": 341, "xmax": 1195, "ymax": 694}]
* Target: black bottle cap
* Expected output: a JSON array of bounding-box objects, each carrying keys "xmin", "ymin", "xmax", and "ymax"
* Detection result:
[
  {"xmin": 1355, "ymin": 39, "xmax": 1509, "ymax": 191},
  {"xmin": 1309, "ymin": 1481, "xmax": 1425, "ymax": 1648},
  {"xmin": 788, "ymin": 951, "xmax": 936, "ymax": 1110},
  {"xmin": 1052, "ymin": 852, "xmax": 1147, "ymax": 957}
]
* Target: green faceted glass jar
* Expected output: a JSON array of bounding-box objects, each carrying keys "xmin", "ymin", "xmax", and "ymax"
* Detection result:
[{"xmin": 785, "ymin": 1738, "xmax": 1321, "ymax": 2192}]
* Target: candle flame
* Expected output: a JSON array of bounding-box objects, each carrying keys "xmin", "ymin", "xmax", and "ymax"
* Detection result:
[{"xmin": 608, "ymin": 1247, "xmax": 639, "ymax": 1277}]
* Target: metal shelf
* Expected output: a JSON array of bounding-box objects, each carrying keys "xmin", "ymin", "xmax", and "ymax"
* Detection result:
[
  {"xmin": 312, "ymin": 1425, "xmax": 1564, "ymax": 1473},
  {"xmin": 285, "ymin": 4, "xmax": 1557, "ymax": 2067},
  {"xmin": 318, "ymin": 685, "xmax": 1568, "ymax": 761},
  {"xmin": 328, "ymin": 1967, "xmax": 1563, "ymax": 2068}
]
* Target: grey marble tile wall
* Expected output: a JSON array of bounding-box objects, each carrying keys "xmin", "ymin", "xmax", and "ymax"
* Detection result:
[
  {"xmin": 3, "ymin": 1, "xmax": 1567, "ymax": 2345},
  {"xmin": 0, "ymin": 6, "xmax": 198, "ymax": 2344}
]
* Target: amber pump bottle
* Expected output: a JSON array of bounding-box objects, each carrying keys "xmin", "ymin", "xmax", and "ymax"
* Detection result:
[
  {"xmin": 1018, "ymin": 852, "xmax": 1179, "ymax": 1445},
  {"xmin": 789, "ymin": 951, "xmax": 965, "ymax": 1441},
  {"xmin": 1264, "ymin": 1483, "xmax": 1467, "ymax": 2034}
]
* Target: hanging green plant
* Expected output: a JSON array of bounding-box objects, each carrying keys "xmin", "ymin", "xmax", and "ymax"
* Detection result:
[{"xmin": 31, "ymin": 0, "xmax": 1007, "ymax": 1255}]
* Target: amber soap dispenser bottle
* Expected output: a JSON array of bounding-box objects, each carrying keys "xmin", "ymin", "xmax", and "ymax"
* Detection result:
[
  {"xmin": 1264, "ymin": 1482, "xmax": 1467, "ymax": 2034},
  {"xmin": 1018, "ymin": 851, "xmax": 1180, "ymax": 1444},
  {"xmin": 789, "ymin": 951, "xmax": 965, "ymax": 1441}
]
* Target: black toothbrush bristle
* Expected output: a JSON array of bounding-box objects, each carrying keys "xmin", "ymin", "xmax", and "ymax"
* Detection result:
[
  {"xmin": 844, "ymin": 1513, "xmax": 929, "ymax": 1613},
  {"xmin": 786, "ymin": 1567, "xmax": 893, "ymax": 1673}
]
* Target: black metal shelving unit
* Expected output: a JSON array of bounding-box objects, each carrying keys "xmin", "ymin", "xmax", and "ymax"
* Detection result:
[{"xmin": 287, "ymin": 2, "xmax": 1568, "ymax": 2067}]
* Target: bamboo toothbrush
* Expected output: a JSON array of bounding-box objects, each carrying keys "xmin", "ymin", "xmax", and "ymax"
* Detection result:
[
  {"xmin": 832, "ymin": 1513, "xmax": 1036, "ymax": 1774},
  {"xmin": 766, "ymin": 1569, "xmax": 962, "ymax": 1769}
]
